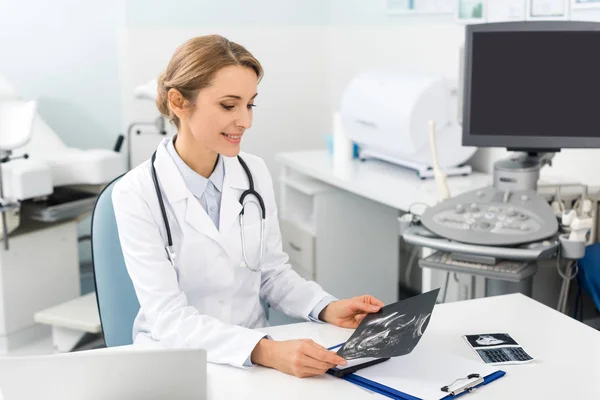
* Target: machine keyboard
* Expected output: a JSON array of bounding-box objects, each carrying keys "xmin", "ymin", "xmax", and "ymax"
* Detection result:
[{"xmin": 419, "ymin": 251, "xmax": 536, "ymax": 282}]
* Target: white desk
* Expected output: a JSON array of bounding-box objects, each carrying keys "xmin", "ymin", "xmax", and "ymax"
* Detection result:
[
  {"xmin": 1, "ymin": 295, "xmax": 597, "ymax": 399},
  {"xmin": 208, "ymin": 294, "xmax": 600, "ymax": 399},
  {"xmin": 276, "ymin": 150, "xmax": 492, "ymax": 211}
]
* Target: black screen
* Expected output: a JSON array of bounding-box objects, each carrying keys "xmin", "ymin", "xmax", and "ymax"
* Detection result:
[{"xmin": 470, "ymin": 31, "xmax": 600, "ymax": 138}]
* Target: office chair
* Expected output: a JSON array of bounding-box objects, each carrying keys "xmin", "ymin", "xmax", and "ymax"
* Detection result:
[{"xmin": 91, "ymin": 175, "xmax": 140, "ymax": 347}]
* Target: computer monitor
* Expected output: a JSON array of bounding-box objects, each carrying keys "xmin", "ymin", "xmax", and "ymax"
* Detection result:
[{"xmin": 462, "ymin": 21, "xmax": 600, "ymax": 151}]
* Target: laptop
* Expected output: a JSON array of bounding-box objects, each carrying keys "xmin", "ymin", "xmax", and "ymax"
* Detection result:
[{"xmin": 0, "ymin": 347, "xmax": 206, "ymax": 400}]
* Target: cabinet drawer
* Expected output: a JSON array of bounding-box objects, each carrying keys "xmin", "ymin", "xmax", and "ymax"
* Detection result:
[{"xmin": 281, "ymin": 218, "xmax": 315, "ymax": 276}]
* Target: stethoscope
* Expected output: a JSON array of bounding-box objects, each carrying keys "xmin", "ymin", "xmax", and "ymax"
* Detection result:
[{"xmin": 151, "ymin": 151, "xmax": 266, "ymax": 271}]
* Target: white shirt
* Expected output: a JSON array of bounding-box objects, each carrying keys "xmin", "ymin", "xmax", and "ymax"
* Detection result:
[{"xmin": 166, "ymin": 136, "xmax": 224, "ymax": 229}]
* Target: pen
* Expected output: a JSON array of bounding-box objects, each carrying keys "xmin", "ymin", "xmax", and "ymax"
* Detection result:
[{"xmin": 328, "ymin": 343, "xmax": 345, "ymax": 351}]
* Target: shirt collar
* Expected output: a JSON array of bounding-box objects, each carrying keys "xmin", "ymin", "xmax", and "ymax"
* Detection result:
[{"xmin": 165, "ymin": 136, "xmax": 225, "ymax": 198}]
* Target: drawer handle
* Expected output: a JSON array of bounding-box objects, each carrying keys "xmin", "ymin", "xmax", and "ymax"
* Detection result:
[{"xmin": 289, "ymin": 242, "xmax": 302, "ymax": 252}]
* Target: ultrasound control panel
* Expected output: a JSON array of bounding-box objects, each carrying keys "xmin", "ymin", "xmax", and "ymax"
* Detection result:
[{"xmin": 420, "ymin": 186, "xmax": 558, "ymax": 246}]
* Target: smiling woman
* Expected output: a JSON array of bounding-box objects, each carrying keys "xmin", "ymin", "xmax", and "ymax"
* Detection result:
[
  {"xmin": 155, "ymin": 35, "xmax": 263, "ymax": 176},
  {"xmin": 112, "ymin": 33, "xmax": 386, "ymax": 379}
]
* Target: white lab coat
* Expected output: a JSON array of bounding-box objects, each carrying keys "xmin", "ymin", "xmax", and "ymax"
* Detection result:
[{"xmin": 112, "ymin": 139, "xmax": 331, "ymax": 368}]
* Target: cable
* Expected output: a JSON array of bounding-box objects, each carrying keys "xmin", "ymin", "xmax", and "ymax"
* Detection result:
[
  {"xmin": 560, "ymin": 262, "xmax": 577, "ymax": 314},
  {"xmin": 408, "ymin": 202, "xmax": 430, "ymax": 217},
  {"xmin": 556, "ymin": 244, "xmax": 579, "ymax": 313},
  {"xmin": 556, "ymin": 248, "xmax": 578, "ymax": 281},
  {"xmin": 441, "ymin": 272, "xmax": 451, "ymax": 303},
  {"xmin": 405, "ymin": 246, "xmax": 420, "ymax": 284}
]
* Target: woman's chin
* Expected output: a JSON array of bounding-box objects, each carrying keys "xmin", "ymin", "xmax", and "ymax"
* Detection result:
[{"xmin": 219, "ymin": 145, "xmax": 241, "ymax": 158}]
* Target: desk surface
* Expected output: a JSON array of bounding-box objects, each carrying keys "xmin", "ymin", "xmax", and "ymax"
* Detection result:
[
  {"xmin": 276, "ymin": 150, "xmax": 492, "ymax": 211},
  {"xmin": 209, "ymin": 294, "xmax": 600, "ymax": 400},
  {"xmin": 4, "ymin": 295, "xmax": 597, "ymax": 399}
]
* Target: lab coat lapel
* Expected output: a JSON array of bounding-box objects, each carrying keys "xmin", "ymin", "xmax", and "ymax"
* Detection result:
[
  {"xmin": 184, "ymin": 197, "xmax": 222, "ymax": 245},
  {"xmin": 153, "ymin": 140, "xmax": 222, "ymax": 246},
  {"xmin": 219, "ymin": 157, "xmax": 245, "ymax": 238}
]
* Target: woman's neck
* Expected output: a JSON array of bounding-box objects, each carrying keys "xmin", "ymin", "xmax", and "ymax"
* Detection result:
[{"xmin": 174, "ymin": 130, "xmax": 218, "ymax": 179}]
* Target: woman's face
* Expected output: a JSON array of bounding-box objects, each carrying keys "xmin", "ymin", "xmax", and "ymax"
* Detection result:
[{"xmin": 184, "ymin": 65, "xmax": 258, "ymax": 157}]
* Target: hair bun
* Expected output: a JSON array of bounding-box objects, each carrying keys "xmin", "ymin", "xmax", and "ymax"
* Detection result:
[{"xmin": 155, "ymin": 72, "xmax": 170, "ymax": 117}]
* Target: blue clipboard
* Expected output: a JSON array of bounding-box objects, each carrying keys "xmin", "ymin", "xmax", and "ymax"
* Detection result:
[
  {"xmin": 340, "ymin": 370, "xmax": 506, "ymax": 400},
  {"xmin": 326, "ymin": 343, "xmax": 506, "ymax": 400}
]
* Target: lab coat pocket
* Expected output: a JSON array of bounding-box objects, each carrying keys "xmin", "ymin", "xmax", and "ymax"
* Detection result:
[{"xmin": 177, "ymin": 233, "xmax": 232, "ymax": 297}]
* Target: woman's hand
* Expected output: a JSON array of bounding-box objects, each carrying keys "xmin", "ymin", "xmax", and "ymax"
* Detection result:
[
  {"xmin": 318, "ymin": 295, "xmax": 384, "ymax": 328},
  {"xmin": 251, "ymin": 338, "xmax": 347, "ymax": 378}
]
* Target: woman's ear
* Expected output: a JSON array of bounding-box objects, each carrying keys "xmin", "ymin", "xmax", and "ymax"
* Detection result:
[{"xmin": 167, "ymin": 88, "xmax": 189, "ymax": 121}]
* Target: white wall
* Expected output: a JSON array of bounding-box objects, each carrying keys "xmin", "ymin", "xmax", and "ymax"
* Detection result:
[
  {"xmin": 0, "ymin": 0, "xmax": 124, "ymax": 150},
  {"xmin": 122, "ymin": 0, "xmax": 331, "ymax": 178},
  {"xmin": 123, "ymin": 26, "xmax": 330, "ymax": 178}
]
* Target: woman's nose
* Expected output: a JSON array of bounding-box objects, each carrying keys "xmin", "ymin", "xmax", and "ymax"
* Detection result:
[{"xmin": 236, "ymin": 108, "xmax": 252, "ymax": 129}]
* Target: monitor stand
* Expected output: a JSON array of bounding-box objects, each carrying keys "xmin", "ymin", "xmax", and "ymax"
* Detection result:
[{"xmin": 493, "ymin": 151, "xmax": 556, "ymax": 192}]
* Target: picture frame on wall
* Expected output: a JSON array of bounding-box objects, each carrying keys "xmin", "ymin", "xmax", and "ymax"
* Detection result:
[
  {"xmin": 386, "ymin": 0, "xmax": 414, "ymax": 14},
  {"xmin": 571, "ymin": 0, "xmax": 600, "ymax": 9},
  {"xmin": 457, "ymin": 0, "xmax": 487, "ymax": 23},
  {"xmin": 386, "ymin": 0, "xmax": 454, "ymax": 15},
  {"xmin": 487, "ymin": 0, "xmax": 526, "ymax": 22},
  {"xmin": 526, "ymin": 0, "xmax": 570, "ymax": 20}
]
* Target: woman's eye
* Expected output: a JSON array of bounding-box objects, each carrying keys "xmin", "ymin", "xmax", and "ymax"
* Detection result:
[{"xmin": 221, "ymin": 104, "xmax": 256, "ymax": 111}]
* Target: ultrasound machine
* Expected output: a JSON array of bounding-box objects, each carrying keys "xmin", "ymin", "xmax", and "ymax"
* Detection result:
[{"xmin": 402, "ymin": 21, "xmax": 600, "ymax": 300}]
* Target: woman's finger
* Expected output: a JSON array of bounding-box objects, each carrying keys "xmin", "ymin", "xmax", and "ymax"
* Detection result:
[
  {"xmin": 302, "ymin": 355, "xmax": 338, "ymax": 371},
  {"xmin": 350, "ymin": 300, "xmax": 381, "ymax": 314},
  {"xmin": 370, "ymin": 297, "xmax": 385, "ymax": 308},
  {"xmin": 304, "ymin": 341, "xmax": 347, "ymax": 366},
  {"xmin": 299, "ymin": 365, "xmax": 330, "ymax": 377},
  {"xmin": 361, "ymin": 295, "xmax": 385, "ymax": 308}
]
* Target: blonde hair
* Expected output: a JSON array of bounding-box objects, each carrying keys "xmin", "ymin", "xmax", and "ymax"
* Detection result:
[{"xmin": 156, "ymin": 35, "xmax": 263, "ymax": 128}]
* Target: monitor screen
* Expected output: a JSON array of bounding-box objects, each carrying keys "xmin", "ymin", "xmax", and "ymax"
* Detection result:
[{"xmin": 463, "ymin": 23, "xmax": 600, "ymax": 149}]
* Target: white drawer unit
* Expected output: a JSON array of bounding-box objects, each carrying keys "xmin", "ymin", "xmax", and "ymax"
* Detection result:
[
  {"xmin": 281, "ymin": 218, "xmax": 315, "ymax": 279},
  {"xmin": 277, "ymin": 162, "xmax": 400, "ymax": 305}
]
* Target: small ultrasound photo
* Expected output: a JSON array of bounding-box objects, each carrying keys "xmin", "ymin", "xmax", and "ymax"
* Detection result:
[{"xmin": 464, "ymin": 333, "xmax": 519, "ymax": 349}]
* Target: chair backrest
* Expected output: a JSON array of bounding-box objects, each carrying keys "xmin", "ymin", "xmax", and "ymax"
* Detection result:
[{"xmin": 91, "ymin": 176, "xmax": 140, "ymax": 347}]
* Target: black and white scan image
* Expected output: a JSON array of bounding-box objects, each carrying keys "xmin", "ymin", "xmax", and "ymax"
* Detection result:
[
  {"xmin": 337, "ymin": 289, "xmax": 439, "ymax": 360},
  {"xmin": 464, "ymin": 333, "xmax": 519, "ymax": 349}
]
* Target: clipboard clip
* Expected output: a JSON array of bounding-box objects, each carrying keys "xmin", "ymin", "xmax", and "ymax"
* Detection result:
[{"xmin": 441, "ymin": 373, "xmax": 484, "ymax": 396}]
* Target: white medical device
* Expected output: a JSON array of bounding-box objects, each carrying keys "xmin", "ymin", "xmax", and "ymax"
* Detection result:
[
  {"xmin": 127, "ymin": 79, "xmax": 169, "ymax": 169},
  {"xmin": 0, "ymin": 72, "xmax": 127, "ymax": 352},
  {"xmin": 0, "ymin": 98, "xmax": 37, "ymax": 248},
  {"xmin": 340, "ymin": 70, "xmax": 476, "ymax": 178}
]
